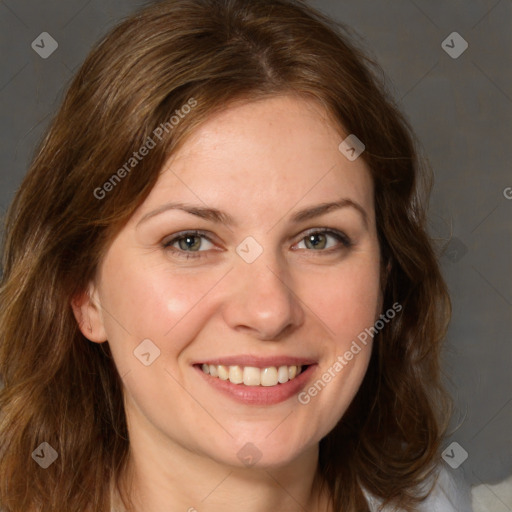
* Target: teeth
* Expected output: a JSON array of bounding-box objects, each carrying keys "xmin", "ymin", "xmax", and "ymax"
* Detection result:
[
  {"xmin": 261, "ymin": 367, "xmax": 278, "ymax": 386},
  {"xmin": 200, "ymin": 364, "xmax": 304, "ymax": 386},
  {"xmin": 243, "ymin": 367, "xmax": 261, "ymax": 386},
  {"xmin": 228, "ymin": 365, "xmax": 243, "ymax": 384},
  {"xmin": 277, "ymin": 365, "xmax": 289, "ymax": 383},
  {"xmin": 218, "ymin": 365, "xmax": 229, "ymax": 380}
]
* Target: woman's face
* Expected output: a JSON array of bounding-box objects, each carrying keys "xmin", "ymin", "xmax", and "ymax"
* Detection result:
[{"xmin": 75, "ymin": 95, "xmax": 382, "ymax": 469}]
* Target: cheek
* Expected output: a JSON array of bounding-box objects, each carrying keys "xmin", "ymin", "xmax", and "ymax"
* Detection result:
[
  {"xmin": 299, "ymin": 255, "xmax": 382, "ymax": 344},
  {"xmin": 98, "ymin": 255, "xmax": 225, "ymax": 356}
]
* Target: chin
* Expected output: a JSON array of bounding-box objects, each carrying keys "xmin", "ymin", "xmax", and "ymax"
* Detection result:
[{"xmin": 204, "ymin": 433, "xmax": 318, "ymax": 471}]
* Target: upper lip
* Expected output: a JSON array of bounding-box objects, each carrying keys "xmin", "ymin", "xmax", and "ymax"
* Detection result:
[{"xmin": 194, "ymin": 355, "xmax": 317, "ymax": 368}]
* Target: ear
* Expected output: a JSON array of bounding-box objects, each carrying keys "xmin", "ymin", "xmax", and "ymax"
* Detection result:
[
  {"xmin": 71, "ymin": 281, "xmax": 108, "ymax": 343},
  {"xmin": 379, "ymin": 256, "xmax": 392, "ymax": 290}
]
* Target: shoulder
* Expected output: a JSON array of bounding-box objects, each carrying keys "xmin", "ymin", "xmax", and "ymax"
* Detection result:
[{"xmin": 363, "ymin": 464, "xmax": 474, "ymax": 512}]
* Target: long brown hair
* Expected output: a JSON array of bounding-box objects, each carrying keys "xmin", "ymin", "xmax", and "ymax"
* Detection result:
[{"xmin": 0, "ymin": 1, "xmax": 452, "ymax": 510}]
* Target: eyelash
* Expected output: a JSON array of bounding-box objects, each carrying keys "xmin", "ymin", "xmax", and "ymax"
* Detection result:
[{"xmin": 161, "ymin": 228, "xmax": 353, "ymax": 260}]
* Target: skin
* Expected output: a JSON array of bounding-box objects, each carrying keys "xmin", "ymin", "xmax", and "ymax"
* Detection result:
[{"xmin": 73, "ymin": 95, "xmax": 383, "ymax": 512}]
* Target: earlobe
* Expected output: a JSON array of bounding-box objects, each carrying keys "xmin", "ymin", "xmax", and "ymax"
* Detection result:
[
  {"xmin": 70, "ymin": 282, "xmax": 108, "ymax": 343},
  {"xmin": 383, "ymin": 252, "xmax": 392, "ymax": 275}
]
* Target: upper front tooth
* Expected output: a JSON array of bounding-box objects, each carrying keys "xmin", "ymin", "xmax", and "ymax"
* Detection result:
[
  {"xmin": 277, "ymin": 365, "xmax": 289, "ymax": 383},
  {"xmin": 243, "ymin": 366, "xmax": 261, "ymax": 386},
  {"xmin": 261, "ymin": 367, "xmax": 278, "ymax": 386},
  {"xmin": 288, "ymin": 365, "xmax": 297, "ymax": 379},
  {"xmin": 229, "ymin": 365, "xmax": 243, "ymax": 384}
]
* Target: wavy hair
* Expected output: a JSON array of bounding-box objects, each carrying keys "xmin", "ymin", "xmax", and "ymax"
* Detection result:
[{"xmin": 0, "ymin": 0, "xmax": 452, "ymax": 510}]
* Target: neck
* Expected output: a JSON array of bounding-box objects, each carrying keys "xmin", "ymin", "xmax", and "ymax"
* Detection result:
[{"xmin": 112, "ymin": 432, "xmax": 332, "ymax": 512}]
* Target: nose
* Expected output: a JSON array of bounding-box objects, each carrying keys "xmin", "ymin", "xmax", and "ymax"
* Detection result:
[{"xmin": 222, "ymin": 248, "xmax": 305, "ymax": 341}]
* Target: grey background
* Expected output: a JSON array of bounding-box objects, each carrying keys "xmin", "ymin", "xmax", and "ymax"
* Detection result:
[{"xmin": 1, "ymin": 0, "xmax": 511, "ymax": 508}]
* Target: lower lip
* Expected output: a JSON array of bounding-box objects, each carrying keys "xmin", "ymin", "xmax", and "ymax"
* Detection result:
[{"xmin": 194, "ymin": 365, "xmax": 317, "ymax": 405}]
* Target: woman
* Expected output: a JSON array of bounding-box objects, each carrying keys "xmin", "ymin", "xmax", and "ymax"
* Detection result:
[{"xmin": 0, "ymin": 0, "xmax": 471, "ymax": 510}]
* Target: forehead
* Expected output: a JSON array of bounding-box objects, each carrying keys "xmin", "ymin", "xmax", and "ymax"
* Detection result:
[{"xmin": 133, "ymin": 95, "xmax": 374, "ymax": 225}]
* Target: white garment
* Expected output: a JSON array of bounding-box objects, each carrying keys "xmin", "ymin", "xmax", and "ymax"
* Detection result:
[
  {"xmin": 364, "ymin": 464, "xmax": 474, "ymax": 511},
  {"xmin": 472, "ymin": 473, "xmax": 512, "ymax": 511}
]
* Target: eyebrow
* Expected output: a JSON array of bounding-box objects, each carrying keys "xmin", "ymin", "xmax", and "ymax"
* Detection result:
[{"xmin": 136, "ymin": 197, "xmax": 368, "ymax": 229}]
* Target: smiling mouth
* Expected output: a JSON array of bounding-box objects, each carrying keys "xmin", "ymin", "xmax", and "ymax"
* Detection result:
[{"xmin": 197, "ymin": 363, "xmax": 308, "ymax": 387}]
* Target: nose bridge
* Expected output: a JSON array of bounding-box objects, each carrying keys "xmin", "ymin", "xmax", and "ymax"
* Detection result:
[{"xmin": 224, "ymin": 235, "xmax": 304, "ymax": 339}]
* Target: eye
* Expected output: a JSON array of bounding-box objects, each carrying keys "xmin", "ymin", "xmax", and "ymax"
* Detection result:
[
  {"xmin": 162, "ymin": 230, "xmax": 214, "ymax": 259},
  {"xmin": 294, "ymin": 229, "xmax": 352, "ymax": 253}
]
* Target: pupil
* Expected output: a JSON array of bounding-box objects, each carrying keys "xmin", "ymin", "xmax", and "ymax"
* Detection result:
[
  {"xmin": 308, "ymin": 234, "xmax": 325, "ymax": 249},
  {"xmin": 181, "ymin": 236, "xmax": 199, "ymax": 251}
]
